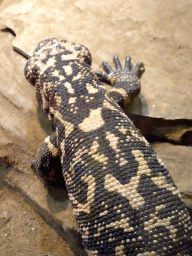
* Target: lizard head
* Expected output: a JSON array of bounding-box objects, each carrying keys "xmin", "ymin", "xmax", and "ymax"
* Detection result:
[
  {"xmin": 24, "ymin": 37, "xmax": 92, "ymax": 114},
  {"xmin": 24, "ymin": 37, "xmax": 92, "ymax": 86}
]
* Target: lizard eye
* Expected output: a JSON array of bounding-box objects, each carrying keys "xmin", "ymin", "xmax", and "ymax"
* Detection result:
[{"xmin": 84, "ymin": 55, "xmax": 92, "ymax": 66}]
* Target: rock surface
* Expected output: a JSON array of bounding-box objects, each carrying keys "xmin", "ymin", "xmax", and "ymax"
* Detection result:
[
  {"xmin": 152, "ymin": 143, "xmax": 192, "ymax": 193},
  {"xmin": 0, "ymin": 0, "xmax": 191, "ymax": 255}
]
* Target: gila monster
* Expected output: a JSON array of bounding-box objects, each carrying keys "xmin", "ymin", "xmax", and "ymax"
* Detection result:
[{"xmin": 24, "ymin": 38, "xmax": 192, "ymax": 255}]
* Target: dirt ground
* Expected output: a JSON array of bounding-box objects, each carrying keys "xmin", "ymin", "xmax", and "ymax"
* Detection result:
[{"xmin": 0, "ymin": 181, "xmax": 74, "ymax": 256}]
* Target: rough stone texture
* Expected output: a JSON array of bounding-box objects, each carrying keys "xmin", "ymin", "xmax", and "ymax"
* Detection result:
[
  {"xmin": 0, "ymin": 0, "xmax": 191, "ymax": 255},
  {"xmin": 152, "ymin": 143, "xmax": 192, "ymax": 193}
]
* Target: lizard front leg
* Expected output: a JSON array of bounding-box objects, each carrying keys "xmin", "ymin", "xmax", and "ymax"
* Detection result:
[
  {"xmin": 96, "ymin": 55, "xmax": 144, "ymax": 106},
  {"xmin": 32, "ymin": 132, "xmax": 64, "ymax": 187}
]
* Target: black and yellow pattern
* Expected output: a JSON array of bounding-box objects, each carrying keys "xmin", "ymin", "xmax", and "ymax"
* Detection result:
[{"xmin": 25, "ymin": 38, "xmax": 192, "ymax": 256}]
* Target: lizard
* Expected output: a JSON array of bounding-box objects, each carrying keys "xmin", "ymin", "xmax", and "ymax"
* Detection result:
[{"xmin": 24, "ymin": 38, "xmax": 192, "ymax": 256}]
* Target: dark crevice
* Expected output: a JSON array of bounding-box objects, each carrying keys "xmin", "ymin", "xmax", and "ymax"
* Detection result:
[
  {"xmin": 1, "ymin": 27, "xmax": 16, "ymax": 36},
  {"xmin": 128, "ymin": 113, "xmax": 192, "ymax": 146},
  {"xmin": 128, "ymin": 113, "xmax": 192, "ymax": 131},
  {"xmin": 145, "ymin": 134, "xmax": 191, "ymax": 146},
  {"xmin": 181, "ymin": 130, "xmax": 192, "ymax": 146},
  {"xmin": 146, "ymin": 134, "xmax": 175, "ymax": 144}
]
